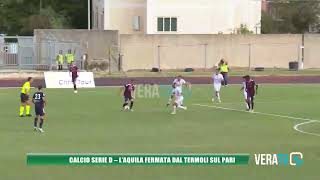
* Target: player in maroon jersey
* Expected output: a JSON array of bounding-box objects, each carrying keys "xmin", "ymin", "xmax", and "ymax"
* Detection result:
[
  {"xmin": 121, "ymin": 80, "xmax": 135, "ymax": 111},
  {"xmin": 69, "ymin": 62, "xmax": 79, "ymax": 93},
  {"xmin": 243, "ymin": 75, "xmax": 258, "ymax": 112}
]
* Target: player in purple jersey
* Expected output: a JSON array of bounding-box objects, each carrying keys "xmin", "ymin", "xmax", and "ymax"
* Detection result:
[
  {"xmin": 243, "ymin": 75, "xmax": 258, "ymax": 112},
  {"xmin": 69, "ymin": 62, "xmax": 79, "ymax": 93},
  {"xmin": 121, "ymin": 80, "xmax": 135, "ymax": 111}
]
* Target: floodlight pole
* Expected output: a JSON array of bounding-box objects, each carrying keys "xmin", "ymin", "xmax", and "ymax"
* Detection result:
[
  {"xmin": 39, "ymin": 0, "xmax": 43, "ymax": 13},
  {"xmin": 300, "ymin": 34, "xmax": 304, "ymax": 70},
  {"xmin": 88, "ymin": 0, "xmax": 91, "ymax": 30}
]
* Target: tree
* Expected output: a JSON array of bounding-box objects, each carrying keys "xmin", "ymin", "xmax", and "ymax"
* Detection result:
[
  {"xmin": 20, "ymin": 15, "xmax": 51, "ymax": 35},
  {"xmin": 261, "ymin": 12, "xmax": 276, "ymax": 34},
  {"xmin": 40, "ymin": 6, "xmax": 71, "ymax": 29},
  {"xmin": 0, "ymin": 0, "xmax": 87, "ymax": 35},
  {"xmin": 261, "ymin": 0, "xmax": 320, "ymax": 33},
  {"xmin": 237, "ymin": 24, "xmax": 254, "ymax": 34}
]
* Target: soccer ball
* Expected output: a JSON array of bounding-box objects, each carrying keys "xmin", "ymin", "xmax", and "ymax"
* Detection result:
[{"xmin": 124, "ymin": 105, "xmax": 130, "ymax": 110}]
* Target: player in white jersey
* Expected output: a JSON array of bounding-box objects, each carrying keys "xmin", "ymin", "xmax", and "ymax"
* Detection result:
[
  {"xmin": 171, "ymin": 83, "xmax": 187, "ymax": 114},
  {"xmin": 212, "ymin": 70, "xmax": 224, "ymax": 103},
  {"xmin": 240, "ymin": 76, "xmax": 250, "ymax": 110},
  {"xmin": 172, "ymin": 75, "xmax": 186, "ymax": 91},
  {"xmin": 167, "ymin": 75, "xmax": 190, "ymax": 106}
]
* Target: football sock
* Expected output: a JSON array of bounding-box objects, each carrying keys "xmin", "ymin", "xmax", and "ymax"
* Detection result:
[
  {"xmin": 251, "ymin": 101, "xmax": 254, "ymax": 110},
  {"xmin": 34, "ymin": 118, "xmax": 38, "ymax": 127},
  {"xmin": 217, "ymin": 92, "xmax": 220, "ymax": 101},
  {"xmin": 173, "ymin": 105, "xmax": 177, "ymax": 113},
  {"xmin": 247, "ymin": 102, "xmax": 251, "ymax": 110},
  {"xmin": 39, "ymin": 118, "xmax": 44, "ymax": 128},
  {"xmin": 25, "ymin": 105, "xmax": 30, "ymax": 115},
  {"xmin": 130, "ymin": 101, "xmax": 134, "ymax": 109},
  {"xmin": 74, "ymin": 84, "xmax": 77, "ymax": 90},
  {"xmin": 123, "ymin": 103, "xmax": 128, "ymax": 107},
  {"xmin": 246, "ymin": 103, "xmax": 249, "ymax": 109},
  {"xmin": 19, "ymin": 106, "xmax": 25, "ymax": 116}
]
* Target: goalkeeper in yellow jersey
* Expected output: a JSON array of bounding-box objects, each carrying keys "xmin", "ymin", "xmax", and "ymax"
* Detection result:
[{"xmin": 19, "ymin": 77, "xmax": 33, "ymax": 117}]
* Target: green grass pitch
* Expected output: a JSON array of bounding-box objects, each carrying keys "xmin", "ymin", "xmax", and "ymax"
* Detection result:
[{"xmin": 0, "ymin": 84, "xmax": 320, "ymax": 180}]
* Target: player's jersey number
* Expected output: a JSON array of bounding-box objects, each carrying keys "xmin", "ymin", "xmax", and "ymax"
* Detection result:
[{"xmin": 34, "ymin": 94, "xmax": 41, "ymax": 100}]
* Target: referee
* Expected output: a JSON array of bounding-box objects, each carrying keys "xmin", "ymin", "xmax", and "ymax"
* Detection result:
[
  {"xmin": 19, "ymin": 77, "xmax": 33, "ymax": 117},
  {"xmin": 219, "ymin": 59, "xmax": 230, "ymax": 86}
]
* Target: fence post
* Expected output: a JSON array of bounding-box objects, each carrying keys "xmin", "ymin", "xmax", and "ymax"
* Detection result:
[
  {"xmin": 18, "ymin": 43, "xmax": 21, "ymax": 71},
  {"xmin": 204, "ymin": 43, "xmax": 208, "ymax": 71},
  {"xmin": 108, "ymin": 46, "xmax": 111, "ymax": 75},
  {"xmin": 118, "ymin": 53, "xmax": 122, "ymax": 72},
  {"xmin": 248, "ymin": 43, "xmax": 251, "ymax": 71},
  {"xmin": 49, "ymin": 42, "xmax": 52, "ymax": 71},
  {"xmin": 297, "ymin": 44, "xmax": 300, "ymax": 68},
  {"xmin": 157, "ymin": 45, "xmax": 161, "ymax": 71},
  {"xmin": 300, "ymin": 34, "xmax": 305, "ymax": 70}
]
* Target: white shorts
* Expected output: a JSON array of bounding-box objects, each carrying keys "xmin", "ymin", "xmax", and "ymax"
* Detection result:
[
  {"xmin": 175, "ymin": 96, "xmax": 184, "ymax": 106},
  {"xmin": 214, "ymin": 84, "xmax": 221, "ymax": 92},
  {"xmin": 243, "ymin": 91, "xmax": 248, "ymax": 99}
]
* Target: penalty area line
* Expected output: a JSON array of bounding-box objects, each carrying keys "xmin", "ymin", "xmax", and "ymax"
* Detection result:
[
  {"xmin": 192, "ymin": 103, "xmax": 320, "ymax": 137},
  {"xmin": 294, "ymin": 121, "xmax": 320, "ymax": 137}
]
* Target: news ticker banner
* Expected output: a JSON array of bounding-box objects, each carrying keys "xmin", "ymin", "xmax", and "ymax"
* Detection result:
[
  {"xmin": 27, "ymin": 154, "xmax": 249, "ymax": 166},
  {"xmin": 44, "ymin": 72, "xmax": 95, "ymax": 88}
]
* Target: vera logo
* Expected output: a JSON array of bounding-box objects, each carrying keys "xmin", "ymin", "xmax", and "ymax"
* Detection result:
[
  {"xmin": 289, "ymin": 152, "xmax": 303, "ymax": 166},
  {"xmin": 254, "ymin": 152, "xmax": 303, "ymax": 166}
]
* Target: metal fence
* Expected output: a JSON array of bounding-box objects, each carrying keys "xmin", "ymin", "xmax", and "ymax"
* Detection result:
[
  {"xmin": 0, "ymin": 35, "xmax": 307, "ymax": 71},
  {"xmin": 0, "ymin": 36, "xmax": 81, "ymax": 70}
]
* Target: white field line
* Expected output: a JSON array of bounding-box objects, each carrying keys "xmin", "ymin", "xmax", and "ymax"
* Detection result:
[
  {"xmin": 218, "ymin": 101, "xmax": 294, "ymax": 105},
  {"xmin": 294, "ymin": 121, "xmax": 320, "ymax": 137},
  {"xmin": 193, "ymin": 103, "xmax": 320, "ymax": 137}
]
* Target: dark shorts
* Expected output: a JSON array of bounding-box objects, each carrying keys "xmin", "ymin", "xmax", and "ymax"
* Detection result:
[
  {"xmin": 247, "ymin": 94, "xmax": 255, "ymax": 101},
  {"xmin": 35, "ymin": 106, "xmax": 45, "ymax": 116},
  {"xmin": 124, "ymin": 95, "xmax": 133, "ymax": 102},
  {"xmin": 20, "ymin": 93, "xmax": 29, "ymax": 103},
  {"xmin": 72, "ymin": 76, "xmax": 78, "ymax": 83}
]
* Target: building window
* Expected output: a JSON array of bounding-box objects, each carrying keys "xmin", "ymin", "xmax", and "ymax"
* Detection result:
[
  {"xmin": 157, "ymin": 17, "xmax": 177, "ymax": 32},
  {"xmin": 171, "ymin": 18, "xmax": 177, "ymax": 31},
  {"xmin": 164, "ymin": 18, "xmax": 170, "ymax": 31},
  {"xmin": 157, "ymin": 18, "xmax": 164, "ymax": 31}
]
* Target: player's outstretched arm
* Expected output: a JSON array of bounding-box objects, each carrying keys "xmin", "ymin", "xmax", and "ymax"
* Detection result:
[
  {"xmin": 255, "ymin": 84, "xmax": 259, "ymax": 95},
  {"xmin": 43, "ymin": 97, "xmax": 47, "ymax": 106}
]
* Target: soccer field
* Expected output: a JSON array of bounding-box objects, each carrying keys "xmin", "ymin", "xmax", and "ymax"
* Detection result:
[{"xmin": 1, "ymin": 84, "xmax": 320, "ymax": 180}]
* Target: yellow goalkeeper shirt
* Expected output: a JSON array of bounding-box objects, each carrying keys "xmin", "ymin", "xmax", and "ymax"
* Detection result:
[{"xmin": 21, "ymin": 81, "xmax": 31, "ymax": 94}]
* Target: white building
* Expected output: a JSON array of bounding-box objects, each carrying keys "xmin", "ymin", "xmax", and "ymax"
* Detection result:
[{"xmin": 92, "ymin": 0, "xmax": 261, "ymax": 34}]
